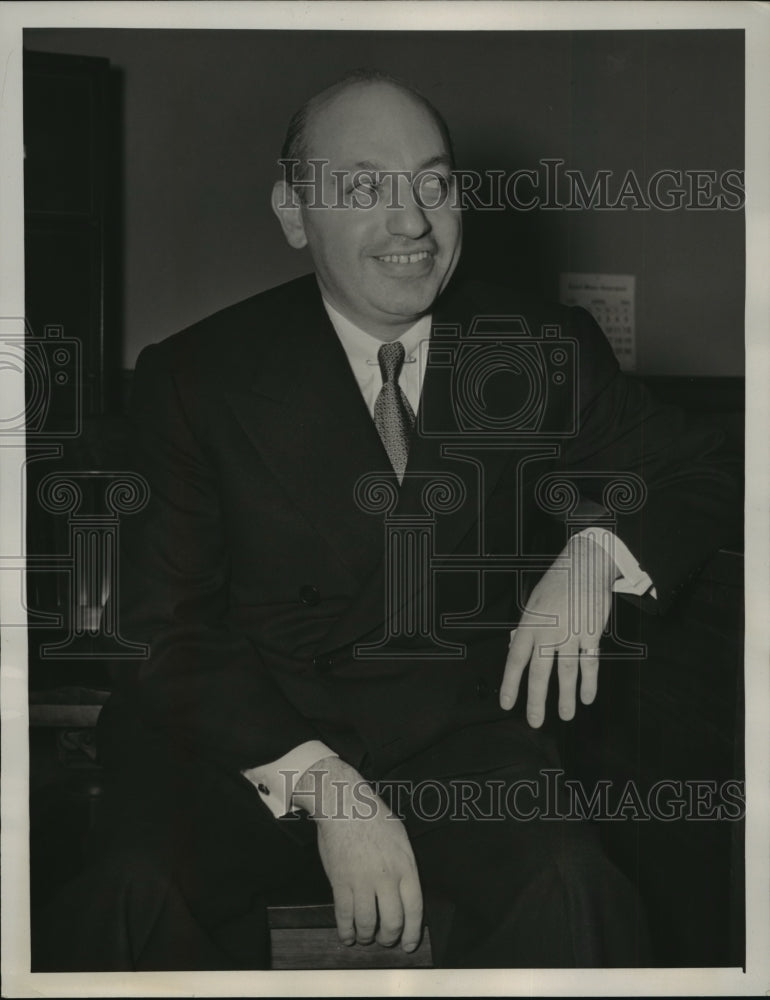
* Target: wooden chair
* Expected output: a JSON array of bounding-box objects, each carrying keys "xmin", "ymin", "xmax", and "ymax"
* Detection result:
[{"xmin": 268, "ymin": 902, "xmax": 433, "ymax": 970}]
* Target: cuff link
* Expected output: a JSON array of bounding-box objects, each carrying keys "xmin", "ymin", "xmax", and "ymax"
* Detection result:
[{"xmin": 299, "ymin": 585, "xmax": 321, "ymax": 606}]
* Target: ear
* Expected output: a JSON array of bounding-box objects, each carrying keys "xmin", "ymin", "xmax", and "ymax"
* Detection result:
[{"xmin": 271, "ymin": 181, "xmax": 308, "ymax": 249}]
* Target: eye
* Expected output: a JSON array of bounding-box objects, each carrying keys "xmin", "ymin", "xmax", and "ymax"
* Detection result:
[
  {"xmin": 414, "ymin": 171, "xmax": 451, "ymax": 208},
  {"xmin": 345, "ymin": 171, "xmax": 382, "ymax": 208},
  {"xmin": 348, "ymin": 172, "xmax": 379, "ymax": 194}
]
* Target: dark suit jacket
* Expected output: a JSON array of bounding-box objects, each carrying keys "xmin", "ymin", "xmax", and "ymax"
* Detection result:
[{"xmin": 106, "ymin": 274, "xmax": 739, "ymax": 780}]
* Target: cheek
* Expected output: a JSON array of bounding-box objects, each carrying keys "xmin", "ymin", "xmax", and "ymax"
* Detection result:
[
  {"xmin": 442, "ymin": 211, "xmax": 463, "ymax": 251},
  {"xmin": 326, "ymin": 219, "xmax": 371, "ymax": 267},
  {"xmin": 312, "ymin": 231, "xmax": 357, "ymax": 283},
  {"xmin": 427, "ymin": 208, "xmax": 460, "ymax": 254}
]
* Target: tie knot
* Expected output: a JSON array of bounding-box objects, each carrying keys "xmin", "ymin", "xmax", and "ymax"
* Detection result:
[{"xmin": 377, "ymin": 341, "xmax": 406, "ymax": 383}]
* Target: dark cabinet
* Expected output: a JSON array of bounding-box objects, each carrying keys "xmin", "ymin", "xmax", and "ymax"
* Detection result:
[
  {"xmin": 24, "ymin": 49, "xmax": 120, "ymax": 418},
  {"xmin": 24, "ymin": 50, "xmax": 123, "ymax": 688}
]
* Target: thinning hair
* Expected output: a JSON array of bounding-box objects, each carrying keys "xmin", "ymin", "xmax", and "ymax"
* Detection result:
[{"xmin": 279, "ymin": 69, "xmax": 455, "ymax": 189}]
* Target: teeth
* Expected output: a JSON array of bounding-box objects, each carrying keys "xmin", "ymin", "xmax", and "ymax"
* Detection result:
[{"xmin": 377, "ymin": 251, "xmax": 430, "ymax": 264}]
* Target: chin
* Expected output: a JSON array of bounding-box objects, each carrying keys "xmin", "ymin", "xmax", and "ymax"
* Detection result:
[{"xmin": 382, "ymin": 283, "xmax": 441, "ymax": 319}]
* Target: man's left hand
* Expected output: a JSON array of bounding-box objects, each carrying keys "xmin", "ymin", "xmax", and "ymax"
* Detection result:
[{"xmin": 499, "ymin": 534, "xmax": 620, "ymax": 727}]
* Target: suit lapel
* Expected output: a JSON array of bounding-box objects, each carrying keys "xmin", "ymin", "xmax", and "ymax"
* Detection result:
[{"xmin": 224, "ymin": 277, "xmax": 396, "ymax": 588}]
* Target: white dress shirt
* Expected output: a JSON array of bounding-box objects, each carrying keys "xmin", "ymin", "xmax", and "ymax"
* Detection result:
[{"xmin": 243, "ymin": 297, "xmax": 655, "ymax": 817}]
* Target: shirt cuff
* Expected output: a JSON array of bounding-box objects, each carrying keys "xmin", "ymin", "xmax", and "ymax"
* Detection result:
[
  {"xmin": 242, "ymin": 740, "xmax": 338, "ymax": 818},
  {"xmin": 576, "ymin": 527, "xmax": 657, "ymax": 599}
]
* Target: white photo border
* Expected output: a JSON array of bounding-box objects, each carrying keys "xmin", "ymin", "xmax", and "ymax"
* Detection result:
[{"xmin": 1, "ymin": 2, "xmax": 768, "ymax": 996}]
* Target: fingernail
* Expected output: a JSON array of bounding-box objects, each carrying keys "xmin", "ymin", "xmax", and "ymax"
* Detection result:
[
  {"xmin": 500, "ymin": 694, "xmax": 513, "ymax": 709},
  {"xmin": 403, "ymin": 942, "xmax": 417, "ymax": 953},
  {"xmin": 527, "ymin": 712, "xmax": 543, "ymax": 727}
]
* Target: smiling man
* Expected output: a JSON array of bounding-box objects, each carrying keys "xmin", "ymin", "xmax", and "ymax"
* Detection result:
[{"xmin": 34, "ymin": 70, "xmax": 739, "ymax": 972}]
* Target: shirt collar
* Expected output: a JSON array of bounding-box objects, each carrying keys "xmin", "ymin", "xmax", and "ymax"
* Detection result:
[{"xmin": 321, "ymin": 296, "xmax": 431, "ymax": 366}]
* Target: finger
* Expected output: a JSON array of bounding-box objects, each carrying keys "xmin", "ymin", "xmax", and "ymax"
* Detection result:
[
  {"xmin": 399, "ymin": 869, "xmax": 424, "ymax": 953},
  {"xmin": 500, "ymin": 628, "xmax": 534, "ymax": 709},
  {"xmin": 579, "ymin": 646, "xmax": 600, "ymax": 705},
  {"xmin": 557, "ymin": 641, "xmax": 580, "ymax": 720},
  {"xmin": 375, "ymin": 884, "xmax": 404, "ymax": 948},
  {"xmin": 526, "ymin": 640, "xmax": 554, "ymax": 728},
  {"xmin": 332, "ymin": 884, "xmax": 355, "ymax": 946},
  {"xmin": 353, "ymin": 886, "xmax": 377, "ymax": 945}
]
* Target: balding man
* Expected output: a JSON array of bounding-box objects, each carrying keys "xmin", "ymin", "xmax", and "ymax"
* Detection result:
[{"xmin": 34, "ymin": 70, "xmax": 738, "ymax": 971}]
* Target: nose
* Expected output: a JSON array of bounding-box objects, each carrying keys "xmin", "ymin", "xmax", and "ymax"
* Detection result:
[{"xmin": 384, "ymin": 187, "xmax": 431, "ymax": 239}]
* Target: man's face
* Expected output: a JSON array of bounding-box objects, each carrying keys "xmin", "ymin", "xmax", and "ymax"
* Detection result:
[{"xmin": 288, "ymin": 83, "xmax": 462, "ymax": 340}]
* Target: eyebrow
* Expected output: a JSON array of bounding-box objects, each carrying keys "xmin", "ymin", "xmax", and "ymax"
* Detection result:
[
  {"xmin": 348, "ymin": 154, "xmax": 453, "ymax": 173},
  {"xmin": 417, "ymin": 154, "xmax": 453, "ymax": 172}
]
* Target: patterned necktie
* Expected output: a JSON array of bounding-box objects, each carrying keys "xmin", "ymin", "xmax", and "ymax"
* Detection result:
[{"xmin": 374, "ymin": 341, "xmax": 415, "ymax": 483}]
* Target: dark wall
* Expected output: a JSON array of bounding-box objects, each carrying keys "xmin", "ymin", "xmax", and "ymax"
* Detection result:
[{"xmin": 26, "ymin": 28, "xmax": 744, "ymax": 375}]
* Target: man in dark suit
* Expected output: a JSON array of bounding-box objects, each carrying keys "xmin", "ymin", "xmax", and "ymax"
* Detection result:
[{"xmin": 34, "ymin": 70, "xmax": 738, "ymax": 971}]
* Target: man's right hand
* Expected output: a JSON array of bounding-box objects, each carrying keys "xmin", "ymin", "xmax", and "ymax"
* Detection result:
[{"xmin": 292, "ymin": 756, "xmax": 423, "ymax": 952}]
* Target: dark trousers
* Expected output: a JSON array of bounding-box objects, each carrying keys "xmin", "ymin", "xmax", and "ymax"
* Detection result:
[{"xmin": 33, "ymin": 716, "xmax": 649, "ymax": 971}]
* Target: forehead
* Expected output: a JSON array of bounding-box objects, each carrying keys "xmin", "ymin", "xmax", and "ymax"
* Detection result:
[{"xmin": 305, "ymin": 82, "xmax": 449, "ymax": 171}]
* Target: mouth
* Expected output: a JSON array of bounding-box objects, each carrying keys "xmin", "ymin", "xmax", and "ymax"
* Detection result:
[{"xmin": 373, "ymin": 250, "xmax": 433, "ymax": 266}]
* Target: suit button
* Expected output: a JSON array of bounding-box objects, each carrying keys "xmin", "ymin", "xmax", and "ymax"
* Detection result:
[
  {"xmin": 312, "ymin": 654, "xmax": 333, "ymax": 673},
  {"xmin": 300, "ymin": 585, "xmax": 320, "ymax": 607},
  {"xmin": 476, "ymin": 680, "xmax": 498, "ymax": 700}
]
